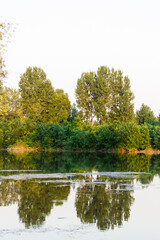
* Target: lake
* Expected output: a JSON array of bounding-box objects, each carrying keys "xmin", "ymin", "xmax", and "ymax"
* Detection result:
[{"xmin": 0, "ymin": 151, "xmax": 160, "ymax": 240}]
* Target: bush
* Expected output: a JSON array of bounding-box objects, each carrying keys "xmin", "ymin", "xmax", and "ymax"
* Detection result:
[
  {"xmin": 139, "ymin": 124, "xmax": 151, "ymax": 150},
  {"xmin": 118, "ymin": 122, "xmax": 140, "ymax": 150}
]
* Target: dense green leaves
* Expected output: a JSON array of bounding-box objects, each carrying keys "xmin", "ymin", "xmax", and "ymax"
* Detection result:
[
  {"xmin": 0, "ymin": 87, "xmax": 22, "ymax": 120},
  {"xmin": 75, "ymin": 66, "xmax": 135, "ymax": 125},
  {"xmin": 136, "ymin": 104, "xmax": 156, "ymax": 124},
  {"xmin": 0, "ymin": 63, "xmax": 159, "ymax": 152},
  {"xmin": 19, "ymin": 67, "xmax": 54, "ymax": 122},
  {"xmin": 0, "ymin": 119, "xmax": 156, "ymax": 151},
  {"xmin": 117, "ymin": 122, "xmax": 151, "ymax": 150},
  {"xmin": 75, "ymin": 72, "xmax": 95, "ymax": 125},
  {"xmin": 19, "ymin": 67, "xmax": 71, "ymax": 123}
]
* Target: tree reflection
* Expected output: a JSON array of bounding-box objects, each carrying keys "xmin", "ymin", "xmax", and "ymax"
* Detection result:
[
  {"xmin": 0, "ymin": 178, "xmax": 70, "ymax": 228},
  {"xmin": 18, "ymin": 180, "xmax": 70, "ymax": 228},
  {"xmin": 75, "ymin": 179, "xmax": 134, "ymax": 230},
  {"xmin": 0, "ymin": 179, "xmax": 20, "ymax": 206}
]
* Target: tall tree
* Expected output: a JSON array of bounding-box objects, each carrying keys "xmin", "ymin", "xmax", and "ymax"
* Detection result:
[
  {"xmin": 136, "ymin": 104, "xmax": 156, "ymax": 124},
  {"xmin": 75, "ymin": 72, "xmax": 95, "ymax": 126},
  {"xmin": 19, "ymin": 67, "xmax": 71, "ymax": 123},
  {"xmin": 109, "ymin": 70, "xmax": 135, "ymax": 123},
  {"xmin": 19, "ymin": 67, "xmax": 54, "ymax": 122},
  {"xmin": 50, "ymin": 89, "xmax": 71, "ymax": 123},
  {"xmin": 75, "ymin": 66, "xmax": 135, "ymax": 125},
  {"xmin": 94, "ymin": 66, "xmax": 111, "ymax": 123}
]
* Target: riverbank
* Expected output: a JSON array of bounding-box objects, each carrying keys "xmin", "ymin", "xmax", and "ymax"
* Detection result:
[
  {"xmin": 7, "ymin": 143, "xmax": 38, "ymax": 155},
  {"xmin": 7, "ymin": 145, "xmax": 160, "ymax": 155}
]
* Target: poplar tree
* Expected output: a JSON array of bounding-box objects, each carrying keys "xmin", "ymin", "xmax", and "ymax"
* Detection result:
[
  {"xmin": 75, "ymin": 72, "xmax": 95, "ymax": 126},
  {"xmin": 75, "ymin": 66, "xmax": 135, "ymax": 125},
  {"xmin": 94, "ymin": 66, "xmax": 111, "ymax": 123},
  {"xmin": 109, "ymin": 70, "xmax": 135, "ymax": 123}
]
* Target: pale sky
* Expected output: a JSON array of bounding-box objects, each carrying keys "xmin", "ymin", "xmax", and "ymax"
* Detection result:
[{"xmin": 1, "ymin": 0, "xmax": 160, "ymax": 115}]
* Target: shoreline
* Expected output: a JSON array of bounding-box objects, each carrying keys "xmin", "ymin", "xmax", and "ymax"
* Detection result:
[{"xmin": 6, "ymin": 146, "xmax": 160, "ymax": 155}]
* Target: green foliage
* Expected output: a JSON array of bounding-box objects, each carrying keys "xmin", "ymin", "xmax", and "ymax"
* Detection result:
[
  {"xmin": 51, "ymin": 89, "xmax": 71, "ymax": 123},
  {"xmin": 108, "ymin": 69, "xmax": 135, "ymax": 123},
  {"xmin": 117, "ymin": 122, "xmax": 140, "ymax": 150},
  {"xmin": 19, "ymin": 67, "xmax": 54, "ymax": 122},
  {"xmin": 67, "ymin": 129, "xmax": 88, "ymax": 150},
  {"xmin": 147, "ymin": 125, "xmax": 160, "ymax": 149},
  {"xmin": 19, "ymin": 67, "xmax": 71, "ymax": 123},
  {"xmin": 0, "ymin": 87, "xmax": 23, "ymax": 120},
  {"xmin": 0, "ymin": 118, "xmax": 157, "ymax": 151},
  {"xmin": 117, "ymin": 122, "xmax": 151, "ymax": 150},
  {"xmin": 94, "ymin": 66, "xmax": 111, "ymax": 123},
  {"xmin": 72, "ymin": 116, "xmax": 84, "ymax": 129},
  {"xmin": 136, "ymin": 104, "xmax": 156, "ymax": 125},
  {"xmin": 31, "ymin": 123, "xmax": 66, "ymax": 149},
  {"xmin": 75, "ymin": 66, "xmax": 135, "ymax": 125},
  {"xmin": 75, "ymin": 72, "xmax": 95, "ymax": 125},
  {"xmin": 152, "ymin": 126, "xmax": 160, "ymax": 149},
  {"xmin": 139, "ymin": 124, "xmax": 151, "ymax": 150},
  {"xmin": 95, "ymin": 123, "xmax": 120, "ymax": 150}
]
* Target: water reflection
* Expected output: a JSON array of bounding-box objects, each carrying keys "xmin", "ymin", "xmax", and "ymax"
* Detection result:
[
  {"xmin": 0, "ymin": 151, "xmax": 155, "ymax": 173},
  {"xmin": 0, "ymin": 178, "xmax": 70, "ymax": 228},
  {"xmin": 0, "ymin": 151, "xmax": 159, "ymax": 231},
  {"xmin": 75, "ymin": 179, "xmax": 134, "ymax": 230},
  {"xmin": 18, "ymin": 180, "xmax": 70, "ymax": 227}
]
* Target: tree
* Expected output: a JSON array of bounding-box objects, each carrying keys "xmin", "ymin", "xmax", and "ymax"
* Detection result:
[
  {"xmin": 19, "ymin": 67, "xmax": 71, "ymax": 123},
  {"xmin": 75, "ymin": 72, "xmax": 96, "ymax": 126},
  {"xmin": 136, "ymin": 104, "xmax": 156, "ymax": 125},
  {"xmin": 0, "ymin": 87, "xmax": 23, "ymax": 120},
  {"xmin": 51, "ymin": 89, "xmax": 71, "ymax": 123},
  {"xmin": 19, "ymin": 67, "xmax": 54, "ymax": 122},
  {"xmin": 75, "ymin": 66, "xmax": 135, "ymax": 125},
  {"xmin": 94, "ymin": 66, "xmax": 111, "ymax": 123},
  {"xmin": 108, "ymin": 69, "xmax": 135, "ymax": 123}
]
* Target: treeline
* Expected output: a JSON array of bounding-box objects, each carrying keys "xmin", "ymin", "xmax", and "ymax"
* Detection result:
[
  {"xmin": 0, "ymin": 118, "xmax": 160, "ymax": 151},
  {"xmin": 0, "ymin": 65, "xmax": 136, "ymax": 125},
  {"xmin": 0, "ymin": 65, "xmax": 159, "ymax": 151},
  {"xmin": 0, "ymin": 66, "xmax": 158, "ymax": 125}
]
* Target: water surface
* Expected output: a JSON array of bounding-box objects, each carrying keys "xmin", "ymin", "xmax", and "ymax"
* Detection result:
[{"xmin": 0, "ymin": 151, "xmax": 160, "ymax": 239}]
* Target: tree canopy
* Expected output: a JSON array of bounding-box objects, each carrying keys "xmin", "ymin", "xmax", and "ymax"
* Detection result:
[
  {"xmin": 75, "ymin": 72, "xmax": 95, "ymax": 126},
  {"xmin": 136, "ymin": 104, "xmax": 156, "ymax": 124},
  {"xmin": 19, "ymin": 67, "xmax": 71, "ymax": 123},
  {"xmin": 75, "ymin": 66, "xmax": 135, "ymax": 125}
]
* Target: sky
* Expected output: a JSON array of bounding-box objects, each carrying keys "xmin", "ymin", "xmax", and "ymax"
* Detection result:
[{"xmin": 1, "ymin": 0, "xmax": 160, "ymax": 115}]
